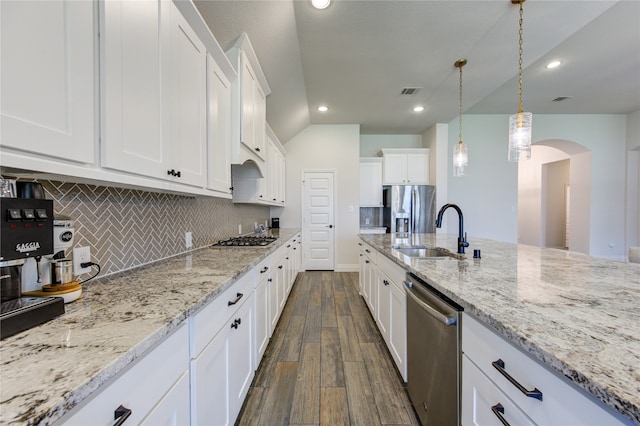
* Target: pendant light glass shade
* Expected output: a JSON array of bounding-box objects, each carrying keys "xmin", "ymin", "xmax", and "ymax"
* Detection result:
[
  {"xmin": 508, "ymin": 111, "xmax": 532, "ymax": 161},
  {"xmin": 453, "ymin": 141, "xmax": 468, "ymax": 177}
]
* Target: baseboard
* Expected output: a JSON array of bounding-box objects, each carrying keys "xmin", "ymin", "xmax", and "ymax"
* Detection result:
[{"xmin": 335, "ymin": 263, "xmax": 359, "ymax": 272}]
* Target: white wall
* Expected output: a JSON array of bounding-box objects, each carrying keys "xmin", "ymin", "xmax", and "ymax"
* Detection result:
[
  {"xmin": 359, "ymin": 134, "xmax": 422, "ymax": 157},
  {"xmin": 448, "ymin": 113, "xmax": 628, "ymax": 259},
  {"xmin": 626, "ymin": 110, "xmax": 640, "ymax": 250},
  {"xmin": 422, "ymin": 123, "xmax": 449, "ymax": 230},
  {"xmin": 447, "ymin": 115, "xmax": 519, "ymax": 243},
  {"xmin": 518, "ymin": 145, "xmax": 570, "ymax": 247},
  {"xmin": 281, "ymin": 124, "xmax": 360, "ymax": 271}
]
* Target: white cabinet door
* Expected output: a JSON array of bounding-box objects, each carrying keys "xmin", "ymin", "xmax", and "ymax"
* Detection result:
[
  {"xmin": 359, "ymin": 159, "xmax": 383, "ymax": 207},
  {"xmin": 190, "ymin": 321, "xmax": 231, "ymax": 426},
  {"xmin": 254, "ymin": 271, "xmax": 270, "ymax": 369},
  {"xmin": 101, "ymin": 0, "xmax": 168, "ymax": 178},
  {"xmin": 382, "ymin": 153, "xmax": 406, "ymax": 184},
  {"xmin": 166, "ymin": 2, "xmax": 206, "ymax": 187},
  {"xmin": 1, "ymin": 0, "xmax": 95, "ymax": 164},
  {"xmin": 382, "ymin": 149, "xmax": 430, "ymax": 185},
  {"xmin": 267, "ymin": 140, "xmax": 279, "ymax": 203},
  {"xmin": 140, "ymin": 371, "xmax": 190, "ymax": 426},
  {"xmin": 278, "ymin": 151, "xmax": 286, "ymax": 204},
  {"xmin": 268, "ymin": 268, "xmax": 279, "ymax": 334},
  {"xmin": 253, "ymin": 84, "xmax": 267, "ymax": 160},
  {"xmin": 240, "ymin": 52, "xmax": 256, "ymax": 151},
  {"xmin": 462, "ymin": 355, "xmax": 535, "ymax": 426},
  {"xmin": 228, "ymin": 294, "xmax": 254, "ymax": 422},
  {"xmin": 377, "ymin": 270, "xmax": 391, "ymax": 341},
  {"xmin": 389, "ymin": 281, "xmax": 407, "ymax": 381},
  {"xmin": 102, "ymin": 0, "xmax": 206, "ymax": 186},
  {"xmin": 406, "ymin": 153, "xmax": 429, "ymax": 184},
  {"xmin": 207, "ymin": 53, "xmax": 232, "ymax": 196}
]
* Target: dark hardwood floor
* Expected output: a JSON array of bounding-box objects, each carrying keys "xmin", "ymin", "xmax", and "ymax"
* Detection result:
[{"xmin": 237, "ymin": 271, "xmax": 419, "ymax": 426}]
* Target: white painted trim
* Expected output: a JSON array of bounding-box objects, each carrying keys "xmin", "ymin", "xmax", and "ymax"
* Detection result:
[
  {"xmin": 335, "ymin": 264, "xmax": 359, "ymax": 272},
  {"xmin": 301, "ymin": 169, "xmax": 337, "ymax": 270}
]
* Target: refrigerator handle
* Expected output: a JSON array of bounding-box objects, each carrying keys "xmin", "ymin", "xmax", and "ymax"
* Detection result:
[{"xmin": 411, "ymin": 188, "xmax": 420, "ymax": 234}]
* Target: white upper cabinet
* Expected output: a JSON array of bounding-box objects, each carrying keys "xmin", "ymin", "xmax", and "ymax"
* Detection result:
[
  {"xmin": 206, "ymin": 53, "xmax": 232, "ymax": 197},
  {"xmin": 0, "ymin": 0, "xmax": 95, "ymax": 164},
  {"xmin": 101, "ymin": 0, "xmax": 206, "ymax": 187},
  {"xmin": 227, "ymin": 33, "xmax": 271, "ymax": 165},
  {"xmin": 360, "ymin": 158, "xmax": 383, "ymax": 207},
  {"xmin": 381, "ymin": 148, "xmax": 430, "ymax": 185},
  {"xmin": 166, "ymin": 2, "xmax": 207, "ymax": 186}
]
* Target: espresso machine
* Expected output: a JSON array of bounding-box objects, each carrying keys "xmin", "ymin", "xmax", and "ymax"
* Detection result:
[{"xmin": 0, "ymin": 197, "xmax": 65, "ymax": 339}]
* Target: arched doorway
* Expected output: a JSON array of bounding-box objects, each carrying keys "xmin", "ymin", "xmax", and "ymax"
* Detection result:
[{"xmin": 517, "ymin": 140, "xmax": 592, "ymax": 255}]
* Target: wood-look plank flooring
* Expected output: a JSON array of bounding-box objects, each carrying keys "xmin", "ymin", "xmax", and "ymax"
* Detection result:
[{"xmin": 237, "ymin": 271, "xmax": 419, "ymax": 426}]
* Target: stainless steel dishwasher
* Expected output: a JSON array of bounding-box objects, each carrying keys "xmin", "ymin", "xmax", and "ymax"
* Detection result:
[{"xmin": 405, "ymin": 272, "xmax": 463, "ymax": 426}]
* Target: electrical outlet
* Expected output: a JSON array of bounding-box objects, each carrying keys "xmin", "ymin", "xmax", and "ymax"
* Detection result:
[
  {"xmin": 238, "ymin": 224, "xmax": 242, "ymax": 234},
  {"xmin": 73, "ymin": 246, "xmax": 91, "ymax": 275},
  {"xmin": 185, "ymin": 232, "xmax": 193, "ymax": 249}
]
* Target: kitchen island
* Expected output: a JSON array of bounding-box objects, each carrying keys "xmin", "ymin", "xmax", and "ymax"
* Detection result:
[
  {"xmin": 0, "ymin": 229, "xmax": 300, "ymax": 425},
  {"xmin": 360, "ymin": 232, "xmax": 640, "ymax": 425}
]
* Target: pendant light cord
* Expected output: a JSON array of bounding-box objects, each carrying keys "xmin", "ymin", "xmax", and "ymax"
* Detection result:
[{"xmin": 517, "ymin": 0, "xmax": 524, "ymax": 114}]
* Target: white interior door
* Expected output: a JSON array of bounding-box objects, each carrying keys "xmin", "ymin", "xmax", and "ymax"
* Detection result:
[{"xmin": 303, "ymin": 171, "xmax": 335, "ymax": 270}]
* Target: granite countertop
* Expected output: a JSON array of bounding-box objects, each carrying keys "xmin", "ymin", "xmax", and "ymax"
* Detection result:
[
  {"xmin": 0, "ymin": 229, "xmax": 299, "ymax": 425},
  {"xmin": 359, "ymin": 233, "xmax": 640, "ymax": 424}
]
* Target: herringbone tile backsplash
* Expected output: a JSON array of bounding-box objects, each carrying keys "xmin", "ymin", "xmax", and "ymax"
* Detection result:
[{"xmin": 42, "ymin": 181, "xmax": 269, "ymax": 278}]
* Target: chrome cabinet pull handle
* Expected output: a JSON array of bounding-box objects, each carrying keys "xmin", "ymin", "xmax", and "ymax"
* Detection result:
[
  {"xmin": 228, "ymin": 292, "xmax": 243, "ymax": 306},
  {"xmin": 491, "ymin": 403, "xmax": 510, "ymax": 426},
  {"xmin": 492, "ymin": 359, "xmax": 543, "ymax": 401},
  {"xmin": 113, "ymin": 405, "xmax": 132, "ymax": 426}
]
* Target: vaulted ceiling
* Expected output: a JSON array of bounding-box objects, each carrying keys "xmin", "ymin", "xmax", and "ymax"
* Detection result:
[{"xmin": 195, "ymin": 0, "xmax": 640, "ymax": 144}]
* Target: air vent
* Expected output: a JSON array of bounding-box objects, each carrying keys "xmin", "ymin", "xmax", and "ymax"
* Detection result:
[
  {"xmin": 552, "ymin": 96, "xmax": 573, "ymax": 102},
  {"xmin": 401, "ymin": 87, "xmax": 421, "ymax": 95}
]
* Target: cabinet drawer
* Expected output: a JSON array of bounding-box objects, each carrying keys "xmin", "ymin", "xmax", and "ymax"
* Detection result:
[
  {"xmin": 463, "ymin": 314, "xmax": 626, "ymax": 425},
  {"xmin": 462, "ymin": 355, "xmax": 534, "ymax": 426},
  {"xmin": 359, "ymin": 241, "xmax": 377, "ymax": 263},
  {"xmin": 255, "ymin": 256, "xmax": 271, "ymax": 287},
  {"xmin": 190, "ymin": 270, "xmax": 255, "ymax": 357},
  {"xmin": 62, "ymin": 324, "xmax": 189, "ymax": 425},
  {"xmin": 376, "ymin": 251, "xmax": 405, "ymax": 286}
]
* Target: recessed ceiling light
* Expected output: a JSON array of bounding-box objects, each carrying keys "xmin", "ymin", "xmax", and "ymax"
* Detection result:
[
  {"xmin": 546, "ymin": 60, "xmax": 561, "ymax": 69},
  {"xmin": 312, "ymin": 0, "xmax": 330, "ymax": 9},
  {"xmin": 413, "ymin": 106, "xmax": 425, "ymax": 112},
  {"xmin": 318, "ymin": 105, "xmax": 328, "ymax": 112}
]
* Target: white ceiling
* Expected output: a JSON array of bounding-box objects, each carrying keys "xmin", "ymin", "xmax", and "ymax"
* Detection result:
[{"xmin": 194, "ymin": 0, "xmax": 640, "ymax": 144}]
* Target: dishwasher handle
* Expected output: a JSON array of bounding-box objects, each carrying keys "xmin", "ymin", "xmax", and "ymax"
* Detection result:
[{"xmin": 404, "ymin": 280, "xmax": 457, "ymax": 326}]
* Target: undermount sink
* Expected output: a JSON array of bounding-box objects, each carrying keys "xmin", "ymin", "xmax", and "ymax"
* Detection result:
[{"xmin": 392, "ymin": 246, "xmax": 465, "ymax": 260}]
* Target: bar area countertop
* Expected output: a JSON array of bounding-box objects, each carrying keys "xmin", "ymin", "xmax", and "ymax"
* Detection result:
[
  {"xmin": 0, "ymin": 229, "xmax": 299, "ymax": 425},
  {"xmin": 359, "ymin": 232, "xmax": 640, "ymax": 424}
]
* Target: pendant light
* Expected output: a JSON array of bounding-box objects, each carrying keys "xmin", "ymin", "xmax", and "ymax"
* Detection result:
[
  {"xmin": 508, "ymin": 0, "xmax": 532, "ymax": 162},
  {"xmin": 453, "ymin": 59, "xmax": 468, "ymax": 177}
]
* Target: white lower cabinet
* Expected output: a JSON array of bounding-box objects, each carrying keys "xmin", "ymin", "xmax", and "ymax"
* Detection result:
[
  {"xmin": 462, "ymin": 355, "xmax": 534, "ymax": 426},
  {"xmin": 60, "ymin": 324, "xmax": 190, "ymax": 425},
  {"xmin": 462, "ymin": 314, "xmax": 628, "ymax": 426},
  {"xmin": 388, "ymin": 279, "xmax": 407, "ymax": 381},
  {"xmin": 254, "ymin": 259, "xmax": 271, "ymax": 369},
  {"xmin": 359, "ymin": 242, "xmax": 407, "ymax": 381},
  {"xmin": 190, "ymin": 270, "xmax": 255, "ymax": 426},
  {"xmin": 141, "ymin": 371, "xmax": 191, "ymax": 426}
]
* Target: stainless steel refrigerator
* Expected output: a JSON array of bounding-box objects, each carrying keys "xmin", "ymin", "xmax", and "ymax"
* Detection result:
[{"xmin": 382, "ymin": 185, "xmax": 436, "ymax": 233}]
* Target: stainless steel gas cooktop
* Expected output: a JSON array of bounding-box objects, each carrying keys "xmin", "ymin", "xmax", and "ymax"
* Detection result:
[{"xmin": 212, "ymin": 235, "xmax": 277, "ymax": 247}]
